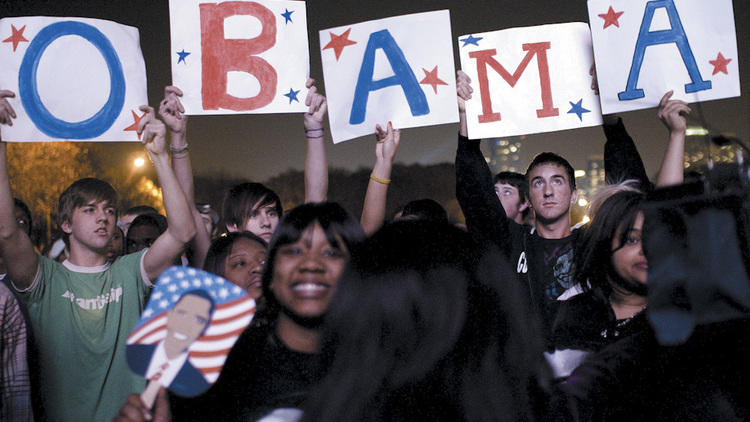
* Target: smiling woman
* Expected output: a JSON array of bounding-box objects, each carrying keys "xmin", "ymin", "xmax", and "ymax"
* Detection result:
[{"xmin": 170, "ymin": 202, "xmax": 365, "ymax": 421}]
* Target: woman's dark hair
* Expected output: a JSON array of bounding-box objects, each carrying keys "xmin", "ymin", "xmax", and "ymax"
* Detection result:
[
  {"xmin": 222, "ymin": 182, "xmax": 282, "ymax": 230},
  {"xmin": 302, "ymin": 220, "xmax": 549, "ymax": 422},
  {"xmin": 203, "ymin": 232, "xmax": 267, "ymax": 278},
  {"xmin": 259, "ymin": 202, "xmax": 365, "ymax": 321},
  {"xmin": 575, "ymin": 189, "xmax": 646, "ymax": 301}
]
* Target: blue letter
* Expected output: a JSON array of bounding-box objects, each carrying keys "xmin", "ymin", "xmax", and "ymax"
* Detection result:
[
  {"xmin": 19, "ymin": 21, "xmax": 125, "ymax": 139},
  {"xmin": 349, "ymin": 30, "xmax": 428, "ymax": 125},
  {"xmin": 618, "ymin": 0, "xmax": 711, "ymax": 101}
]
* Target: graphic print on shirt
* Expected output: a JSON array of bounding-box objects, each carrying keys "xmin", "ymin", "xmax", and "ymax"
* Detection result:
[
  {"xmin": 544, "ymin": 242, "xmax": 575, "ymax": 300},
  {"xmin": 61, "ymin": 286, "xmax": 123, "ymax": 310}
]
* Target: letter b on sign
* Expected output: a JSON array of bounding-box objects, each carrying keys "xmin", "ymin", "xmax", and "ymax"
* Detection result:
[{"xmin": 200, "ymin": 1, "xmax": 278, "ymax": 111}]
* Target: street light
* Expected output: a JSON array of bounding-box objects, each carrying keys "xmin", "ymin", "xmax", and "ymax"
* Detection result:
[{"xmin": 134, "ymin": 157, "xmax": 145, "ymax": 168}]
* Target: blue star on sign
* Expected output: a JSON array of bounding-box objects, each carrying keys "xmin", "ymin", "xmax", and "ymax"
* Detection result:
[
  {"xmin": 567, "ymin": 99, "xmax": 590, "ymax": 121},
  {"xmin": 284, "ymin": 88, "xmax": 300, "ymax": 104},
  {"xmin": 176, "ymin": 49, "xmax": 191, "ymax": 64},
  {"xmin": 460, "ymin": 34, "xmax": 483, "ymax": 47},
  {"xmin": 281, "ymin": 8, "xmax": 294, "ymax": 24}
]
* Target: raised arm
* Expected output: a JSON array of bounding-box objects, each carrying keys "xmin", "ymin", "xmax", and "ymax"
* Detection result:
[
  {"xmin": 303, "ymin": 78, "xmax": 328, "ymax": 203},
  {"xmin": 0, "ymin": 90, "xmax": 38, "ymax": 289},
  {"xmin": 591, "ymin": 65, "xmax": 651, "ymax": 190},
  {"xmin": 139, "ymin": 106, "xmax": 196, "ymax": 281},
  {"xmin": 158, "ymin": 86, "xmax": 209, "ymax": 268},
  {"xmin": 454, "ymin": 71, "xmax": 512, "ymax": 253},
  {"xmin": 360, "ymin": 122, "xmax": 400, "ymax": 235},
  {"xmin": 655, "ymin": 91, "xmax": 688, "ymax": 187}
]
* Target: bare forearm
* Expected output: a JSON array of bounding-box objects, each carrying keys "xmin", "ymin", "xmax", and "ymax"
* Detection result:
[
  {"xmin": 459, "ymin": 110, "xmax": 468, "ymax": 138},
  {"xmin": 0, "ymin": 143, "xmax": 38, "ymax": 287},
  {"xmin": 304, "ymin": 137, "xmax": 327, "ymax": 203},
  {"xmin": 361, "ymin": 159, "xmax": 392, "ymax": 235},
  {"xmin": 170, "ymin": 132, "xmax": 195, "ymax": 204},
  {"xmin": 655, "ymin": 131, "xmax": 685, "ymax": 187},
  {"xmin": 152, "ymin": 154, "xmax": 196, "ymax": 243}
]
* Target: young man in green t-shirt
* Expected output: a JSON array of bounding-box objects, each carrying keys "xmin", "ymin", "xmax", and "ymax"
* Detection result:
[{"xmin": 0, "ymin": 90, "xmax": 196, "ymax": 421}]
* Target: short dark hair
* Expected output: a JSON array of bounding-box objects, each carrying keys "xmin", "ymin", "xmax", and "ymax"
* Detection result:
[
  {"xmin": 57, "ymin": 178, "xmax": 117, "ymax": 245},
  {"xmin": 494, "ymin": 171, "xmax": 528, "ymax": 201},
  {"xmin": 399, "ymin": 199, "xmax": 448, "ymax": 222},
  {"xmin": 222, "ymin": 183, "xmax": 282, "ymax": 229},
  {"xmin": 260, "ymin": 202, "xmax": 365, "ymax": 322},
  {"xmin": 204, "ymin": 232, "xmax": 267, "ymax": 278},
  {"xmin": 128, "ymin": 213, "xmax": 167, "ymax": 235},
  {"xmin": 526, "ymin": 152, "xmax": 576, "ymax": 190},
  {"xmin": 13, "ymin": 198, "xmax": 32, "ymax": 237}
]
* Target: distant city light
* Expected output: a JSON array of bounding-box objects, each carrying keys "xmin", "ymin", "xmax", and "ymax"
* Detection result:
[{"xmin": 574, "ymin": 170, "xmax": 586, "ymax": 178}]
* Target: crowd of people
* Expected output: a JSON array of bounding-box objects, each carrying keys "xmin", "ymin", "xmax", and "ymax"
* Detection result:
[{"xmin": 0, "ymin": 61, "xmax": 748, "ymax": 422}]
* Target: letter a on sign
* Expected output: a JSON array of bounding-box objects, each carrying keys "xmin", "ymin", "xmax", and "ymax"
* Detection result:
[
  {"xmin": 588, "ymin": 0, "xmax": 740, "ymax": 114},
  {"xmin": 0, "ymin": 16, "xmax": 148, "ymax": 142},
  {"xmin": 320, "ymin": 11, "xmax": 458, "ymax": 144},
  {"xmin": 169, "ymin": 0, "xmax": 310, "ymax": 115}
]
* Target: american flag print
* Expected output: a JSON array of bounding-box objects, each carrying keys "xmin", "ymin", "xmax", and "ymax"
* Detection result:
[{"xmin": 127, "ymin": 266, "xmax": 255, "ymax": 385}]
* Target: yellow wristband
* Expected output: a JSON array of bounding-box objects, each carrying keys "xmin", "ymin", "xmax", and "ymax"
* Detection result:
[{"xmin": 369, "ymin": 174, "xmax": 391, "ymax": 185}]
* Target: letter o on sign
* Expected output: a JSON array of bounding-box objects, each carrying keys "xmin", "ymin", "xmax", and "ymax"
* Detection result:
[{"xmin": 19, "ymin": 21, "xmax": 125, "ymax": 139}]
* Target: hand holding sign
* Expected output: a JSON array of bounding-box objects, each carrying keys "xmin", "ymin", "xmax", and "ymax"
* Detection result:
[
  {"xmin": 137, "ymin": 106, "xmax": 168, "ymax": 159},
  {"xmin": 0, "ymin": 90, "xmax": 16, "ymax": 128},
  {"xmin": 113, "ymin": 388, "xmax": 170, "ymax": 422},
  {"xmin": 657, "ymin": 90, "xmax": 691, "ymax": 135},
  {"xmin": 303, "ymin": 78, "xmax": 327, "ymax": 131},
  {"xmin": 158, "ymin": 86, "xmax": 187, "ymax": 136}
]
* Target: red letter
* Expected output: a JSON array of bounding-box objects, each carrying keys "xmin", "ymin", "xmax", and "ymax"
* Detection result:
[
  {"xmin": 468, "ymin": 42, "xmax": 558, "ymax": 123},
  {"xmin": 200, "ymin": 2, "xmax": 278, "ymax": 111}
]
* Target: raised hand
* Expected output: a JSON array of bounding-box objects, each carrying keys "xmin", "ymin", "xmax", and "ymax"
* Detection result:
[
  {"xmin": 456, "ymin": 70, "xmax": 473, "ymax": 114},
  {"xmin": 158, "ymin": 86, "xmax": 187, "ymax": 135},
  {"xmin": 304, "ymin": 78, "xmax": 327, "ymax": 130},
  {"xmin": 137, "ymin": 105, "xmax": 168, "ymax": 157},
  {"xmin": 657, "ymin": 90, "xmax": 690, "ymax": 135},
  {"xmin": 0, "ymin": 90, "xmax": 17, "ymax": 137},
  {"xmin": 374, "ymin": 121, "xmax": 400, "ymax": 164}
]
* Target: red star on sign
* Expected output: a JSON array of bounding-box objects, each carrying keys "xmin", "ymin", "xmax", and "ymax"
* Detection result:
[
  {"xmin": 3, "ymin": 24, "xmax": 29, "ymax": 52},
  {"xmin": 419, "ymin": 66, "xmax": 448, "ymax": 94},
  {"xmin": 709, "ymin": 52, "xmax": 731, "ymax": 75},
  {"xmin": 123, "ymin": 110, "xmax": 147, "ymax": 140},
  {"xmin": 322, "ymin": 28, "xmax": 356, "ymax": 61},
  {"xmin": 598, "ymin": 6, "xmax": 624, "ymax": 29}
]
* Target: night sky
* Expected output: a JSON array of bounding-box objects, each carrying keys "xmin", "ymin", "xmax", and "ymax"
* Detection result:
[{"xmin": 2, "ymin": 0, "xmax": 749, "ymax": 182}]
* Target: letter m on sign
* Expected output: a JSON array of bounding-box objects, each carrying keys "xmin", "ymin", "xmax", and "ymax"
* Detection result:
[{"xmin": 469, "ymin": 43, "xmax": 558, "ymax": 123}]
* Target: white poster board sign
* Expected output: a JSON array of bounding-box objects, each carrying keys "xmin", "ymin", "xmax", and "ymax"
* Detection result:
[
  {"xmin": 459, "ymin": 23, "xmax": 602, "ymax": 140},
  {"xmin": 588, "ymin": 0, "xmax": 740, "ymax": 114},
  {"xmin": 0, "ymin": 17, "xmax": 148, "ymax": 142},
  {"xmin": 320, "ymin": 10, "xmax": 458, "ymax": 144},
  {"xmin": 169, "ymin": 0, "xmax": 310, "ymax": 115}
]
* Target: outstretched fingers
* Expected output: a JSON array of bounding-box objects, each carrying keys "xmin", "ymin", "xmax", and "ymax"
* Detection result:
[{"xmin": 0, "ymin": 90, "xmax": 17, "ymax": 126}]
